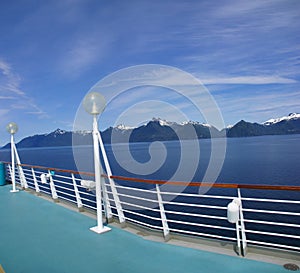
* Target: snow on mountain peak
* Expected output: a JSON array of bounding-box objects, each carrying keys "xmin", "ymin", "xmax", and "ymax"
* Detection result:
[
  {"xmin": 152, "ymin": 117, "xmax": 177, "ymax": 126},
  {"xmin": 54, "ymin": 128, "xmax": 66, "ymax": 135},
  {"xmin": 264, "ymin": 113, "xmax": 300, "ymax": 125},
  {"xmin": 180, "ymin": 120, "xmax": 211, "ymax": 127},
  {"xmin": 44, "ymin": 128, "xmax": 67, "ymax": 136},
  {"xmin": 115, "ymin": 124, "xmax": 134, "ymax": 130},
  {"xmin": 181, "ymin": 120, "xmax": 199, "ymax": 125}
]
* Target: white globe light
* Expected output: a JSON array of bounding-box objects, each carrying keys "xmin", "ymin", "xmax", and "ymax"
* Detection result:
[
  {"xmin": 6, "ymin": 122, "xmax": 18, "ymax": 135},
  {"xmin": 83, "ymin": 92, "xmax": 106, "ymax": 115}
]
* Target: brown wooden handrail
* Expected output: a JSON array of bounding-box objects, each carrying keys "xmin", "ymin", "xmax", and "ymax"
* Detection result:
[
  {"xmin": 1, "ymin": 161, "xmax": 95, "ymax": 177},
  {"xmin": 3, "ymin": 161, "xmax": 300, "ymax": 191},
  {"xmin": 109, "ymin": 175, "xmax": 300, "ymax": 191}
]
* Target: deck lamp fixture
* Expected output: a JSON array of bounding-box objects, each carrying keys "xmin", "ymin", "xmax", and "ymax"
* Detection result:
[
  {"xmin": 83, "ymin": 92, "xmax": 111, "ymax": 234},
  {"xmin": 6, "ymin": 122, "xmax": 18, "ymax": 135},
  {"xmin": 6, "ymin": 122, "xmax": 19, "ymax": 193},
  {"xmin": 83, "ymin": 92, "xmax": 106, "ymax": 116}
]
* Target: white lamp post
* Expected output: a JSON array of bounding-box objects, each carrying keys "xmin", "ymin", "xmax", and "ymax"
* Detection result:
[
  {"xmin": 83, "ymin": 92, "xmax": 111, "ymax": 234},
  {"xmin": 6, "ymin": 122, "xmax": 19, "ymax": 193}
]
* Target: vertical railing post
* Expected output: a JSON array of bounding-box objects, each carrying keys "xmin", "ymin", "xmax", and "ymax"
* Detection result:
[
  {"xmin": 100, "ymin": 174, "xmax": 113, "ymax": 222},
  {"xmin": 12, "ymin": 141, "xmax": 28, "ymax": 189},
  {"xmin": 238, "ymin": 188, "xmax": 247, "ymax": 256},
  {"xmin": 31, "ymin": 168, "xmax": 40, "ymax": 194},
  {"xmin": 156, "ymin": 184, "xmax": 170, "ymax": 241},
  {"xmin": 10, "ymin": 135, "xmax": 18, "ymax": 193},
  {"xmin": 71, "ymin": 173, "xmax": 83, "ymax": 212},
  {"xmin": 97, "ymin": 131, "xmax": 125, "ymax": 225},
  {"xmin": 235, "ymin": 220, "xmax": 241, "ymax": 255},
  {"xmin": 48, "ymin": 170, "xmax": 58, "ymax": 202}
]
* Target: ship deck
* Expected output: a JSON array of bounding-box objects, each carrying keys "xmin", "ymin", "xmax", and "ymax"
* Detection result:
[{"xmin": 0, "ymin": 185, "xmax": 294, "ymax": 273}]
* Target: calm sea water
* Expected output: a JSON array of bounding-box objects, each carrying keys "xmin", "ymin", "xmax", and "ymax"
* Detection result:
[{"xmin": 1, "ymin": 134, "xmax": 299, "ymax": 186}]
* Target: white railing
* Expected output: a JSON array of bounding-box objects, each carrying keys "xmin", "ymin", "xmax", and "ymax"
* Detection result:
[{"xmin": 4, "ymin": 162, "xmax": 300, "ymax": 256}]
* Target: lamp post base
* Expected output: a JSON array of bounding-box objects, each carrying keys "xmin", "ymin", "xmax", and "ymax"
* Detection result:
[
  {"xmin": 10, "ymin": 189, "xmax": 19, "ymax": 193},
  {"xmin": 90, "ymin": 225, "xmax": 111, "ymax": 234}
]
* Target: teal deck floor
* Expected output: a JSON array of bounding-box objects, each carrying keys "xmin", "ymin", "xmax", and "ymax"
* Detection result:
[{"xmin": 0, "ymin": 185, "xmax": 290, "ymax": 273}]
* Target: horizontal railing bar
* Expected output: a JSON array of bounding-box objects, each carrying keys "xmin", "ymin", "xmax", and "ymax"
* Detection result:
[
  {"xmin": 122, "ymin": 209, "xmax": 161, "ymax": 221},
  {"xmin": 35, "ymin": 170, "xmax": 46, "ymax": 174},
  {"xmin": 164, "ymin": 209, "xmax": 227, "ymax": 220},
  {"xmin": 241, "ymin": 197, "xmax": 300, "ymax": 204},
  {"xmin": 107, "ymin": 197, "xmax": 117, "ymax": 204},
  {"xmin": 243, "ymin": 208, "xmax": 300, "ymax": 216},
  {"xmin": 56, "ymin": 189, "xmax": 75, "ymax": 198},
  {"xmin": 119, "ymin": 201, "xmax": 160, "ymax": 212},
  {"xmin": 124, "ymin": 217, "xmax": 163, "ymax": 230},
  {"xmin": 168, "ymin": 228, "xmax": 236, "ymax": 241},
  {"xmin": 54, "ymin": 184, "xmax": 74, "ymax": 193},
  {"xmin": 80, "ymin": 197, "xmax": 96, "ymax": 203},
  {"xmin": 25, "ymin": 177, "xmax": 34, "ymax": 182},
  {"xmin": 52, "ymin": 173, "xmax": 73, "ymax": 179},
  {"xmin": 39, "ymin": 189, "xmax": 50, "ymax": 195},
  {"xmin": 247, "ymin": 240, "xmax": 300, "ymax": 251},
  {"xmin": 161, "ymin": 191, "xmax": 234, "ymax": 199},
  {"xmin": 245, "ymin": 229, "xmax": 300, "ymax": 239},
  {"xmin": 105, "ymin": 190, "xmax": 113, "ymax": 196},
  {"xmin": 57, "ymin": 195, "xmax": 77, "ymax": 205},
  {"xmin": 52, "ymin": 181, "xmax": 74, "ymax": 189},
  {"xmin": 167, "ymin": 219, "xmax": 235, "ymax": 231},
  {"xmin": 163, "ymin": 201, "xmax": 227, "ymax": 210},
  {"xmin": 107, "ymin": 201, "xmax": 116, "ymax": 208},
  {"xmin": 78, "ymin": 191, "xmax": 96, "ymax": 197},
  {"xmin": 114, "ymin": 184, "xmax": 157, "ymax": 194},
  {"xmin": 37, "ymin": 185, "xmax": 49, "ymax": 190},
  {"xmin": 244, "ymin": 219, "xmax": 300, "ymax": 228},
  {"xmin": 82, "ymin": 203, "xmax": 96, "ymax": 210},
  {"xmin": 117, "ymin": 192, "xmax": 158, "ymax": 203}
]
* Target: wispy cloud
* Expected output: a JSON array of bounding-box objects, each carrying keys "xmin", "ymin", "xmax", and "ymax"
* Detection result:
[
  {"xmin": 0, "ymin": 59, "xmax": 48, "ymax": 121},
  {"xmin": 201, "ymin": 75, "xmax": 297, "ymax": 85},
  {"xmin": 215, "ymin": 88, "xmax": 300, "ymax": 125},
  {"xmin": 59, "ymin": 37, "xmax": 110, "ymax": 77},
  {"xmin": 0, "ymin": 60, "xmax": 25, "ymax": 96}
]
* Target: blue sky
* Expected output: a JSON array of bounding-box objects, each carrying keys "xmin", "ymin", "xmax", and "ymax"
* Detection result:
[{"xmin": 0, "ymin": 0, "xmax": 299, "ymax": 145}]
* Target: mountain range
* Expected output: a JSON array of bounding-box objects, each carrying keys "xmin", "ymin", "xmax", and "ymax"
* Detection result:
[{"xmin": 2, "ymin": 113, "xmax": 300, "ymax": 149}]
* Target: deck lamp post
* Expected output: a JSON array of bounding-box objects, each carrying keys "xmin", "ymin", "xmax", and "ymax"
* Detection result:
[
  {"xmin": 83, "ymin": 92, "xmax": 111, "ymax": 234},
  {"xmin": 6, "ymin": 122, "xmax": 19, "ymax": 193}
]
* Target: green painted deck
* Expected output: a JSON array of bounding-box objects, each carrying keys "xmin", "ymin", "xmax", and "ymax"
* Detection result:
[{"xmin": 0, "ymin": 185, "xmax": 290, "ymax": 273}]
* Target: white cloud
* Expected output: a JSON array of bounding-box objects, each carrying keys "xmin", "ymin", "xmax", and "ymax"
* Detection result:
[
  {"xmin": 214, "ymin": 88, "xmax": 300, "ymax": 125},
  {"xmin": 60, "ymin": 40, "xmax": 101, "ymax": 76},
  {"xmin": 0, "ymin": 60, "xmax": 25, "ymax": 95},
  {"xmin": 0, "ymin": 59, "xmax": 48, "ymax": 120},
  {"xmin": 201, "ymin": 75, "xmax": 297, "ymax": 85}
]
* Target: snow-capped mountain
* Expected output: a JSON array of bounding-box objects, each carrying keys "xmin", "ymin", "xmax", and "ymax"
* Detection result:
[
  {"xmin": 264, "ymin": 113, "xmax": 300, "ymax": 125},
  {"xmin": 2, "ymin": 114, "xmax": 300, "ymax": 148},
  {"xmin": 226, "ymin": 113, "xmax": 300, "ymax": 137}
]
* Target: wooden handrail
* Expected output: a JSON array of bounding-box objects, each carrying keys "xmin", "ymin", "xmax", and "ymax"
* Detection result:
[
  {"xmin": 3, "ymin": 161, "xmax": 300, "ymax": 191},
  {"xmin": 110, "ymin": 175, "xmax": 300, "ymax": 191},
  {"xmin": 1, "ymin": 161, "xmax": 94, "ymax": 177}
]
